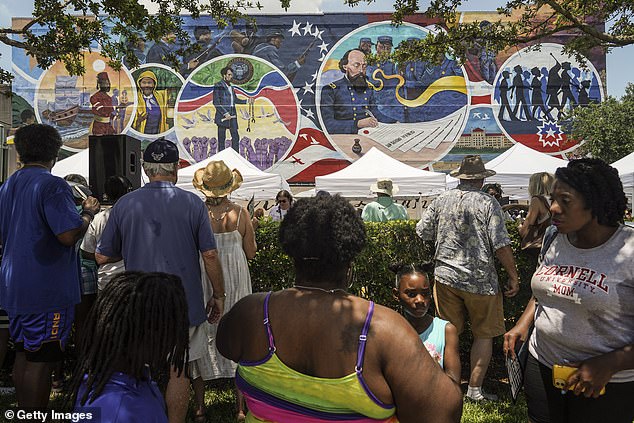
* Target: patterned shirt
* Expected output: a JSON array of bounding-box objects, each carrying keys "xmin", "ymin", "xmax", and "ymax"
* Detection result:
[{"xmin": 416, "ymin": 184, "xmax": 510, "ymax": 295}]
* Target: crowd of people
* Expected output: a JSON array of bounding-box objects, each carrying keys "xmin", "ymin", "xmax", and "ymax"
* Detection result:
[{"xmin": 0, "ymin": 124, "xmax": 632, "ymax": 423}]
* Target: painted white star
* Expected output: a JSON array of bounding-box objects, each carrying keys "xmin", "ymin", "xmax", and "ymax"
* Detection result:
[
  {"xmin": 472, "ymin": 112, "xmax": 482, "ymax": 118},
  {"xmin": 318, "ymin": 41, "xmax": 329, "ymax": 53},
  {"xmin": 314, "ymin": 28, "xmax": 324, "ymax": 40},
  {"xmin": 303, "ymin": 22, "xmax": 313, "ymax": 36},
  {"xmin": 302, "ymin": 81, "xmax": 314, "ymax": 95},
  {"xmin": 289, "ymin": 20, "xmax": 302, "ymax": 37},
  {"xmin": 318, "ymin": 54, "xmax": 326, "ymax": 62},
  {"xmin": 310, "ymin": 70, "xmax": 318, "ymax": 81},
  {"xmin": 293, "ymin": 87, "xmax": 301, "ymax": 96},
  {"xmin": 297, "ymin": 97, "xmax": 304, "ymax": 106},
  {"xmin": 305, "ymin": 109, "xmax": 315, "ymax": 119},
  {"xmin": 546, "ymin": 128, "xmax": 556, "ymax": 137}
]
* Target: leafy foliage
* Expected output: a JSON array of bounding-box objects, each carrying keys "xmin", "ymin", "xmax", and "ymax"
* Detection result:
[
  {"xmin": 0, "ymin": 0, "xmax": 264, "ymax": 83},
  {"xmin": 567, "ymin": 83, "xmax": 634, "ymax": 163},
  {"xmin": 2, "ymin": 0, "xmax": 631, "ymax": 84},
  {"xmin": 387, "ymin": 0, "xmax": 634, "ymax": 68},
  {"xmin": 251, "ymin": 219, "xmax": 535, "ymax": 320}
]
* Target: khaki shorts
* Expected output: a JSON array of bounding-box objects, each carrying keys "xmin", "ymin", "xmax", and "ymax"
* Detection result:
[{"xmin": 433, "ymin": 282, "xmax": 505, "ymax": 338}]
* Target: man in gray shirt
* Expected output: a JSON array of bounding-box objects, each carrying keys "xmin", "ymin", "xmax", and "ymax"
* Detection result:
[{"xmin": 417, "ymin": 155, "xmax": 519, "ymax": 401}]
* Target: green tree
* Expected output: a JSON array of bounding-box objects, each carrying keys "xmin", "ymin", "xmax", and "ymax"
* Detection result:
[
  {"xmin": 387, "ymin": 0, "xmax": 634, "ymax": 67},
  {"xmin": 0, "ymin": 0, "xmax": 264, "ymax": 83},
  {"xmin": 568, "ymin": 83, "xmax": 634, "ymax": 163},
  {"xmin": 2, "ymin": 0, "xmax": 632, "ymax": 83}
]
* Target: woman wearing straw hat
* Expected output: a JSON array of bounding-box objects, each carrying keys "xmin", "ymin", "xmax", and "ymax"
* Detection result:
[{"xmin": 193, "ymin": 160, "xmax": 257, "ymax": 422}]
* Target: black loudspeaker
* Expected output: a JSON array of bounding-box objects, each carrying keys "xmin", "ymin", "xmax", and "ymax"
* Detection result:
[{"xmin": 89, "ymin": 134, "xmax": 142, "ymax": 203}]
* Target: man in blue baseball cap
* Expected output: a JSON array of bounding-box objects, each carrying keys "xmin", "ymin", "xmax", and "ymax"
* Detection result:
[{"xmin": 96, "ymin": 137, "xmax": 226, "ymax": 422}]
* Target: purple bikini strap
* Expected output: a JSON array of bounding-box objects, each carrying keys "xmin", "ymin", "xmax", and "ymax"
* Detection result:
[
  {"xmin": 355, "ymin": 301, "xmax": 374, "ymax": 373},
  {"xmin": 263, "ymin": 291, "xmax": 276, "ymax": 352}
]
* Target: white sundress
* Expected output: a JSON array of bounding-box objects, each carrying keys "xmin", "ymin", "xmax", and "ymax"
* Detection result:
[{"xmin": 202, "ymin": 206, "xmax": 253, "ymax": 379}]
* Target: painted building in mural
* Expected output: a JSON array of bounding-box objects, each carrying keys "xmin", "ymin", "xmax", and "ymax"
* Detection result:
[{"xmin": 9, "ymin": 13, "xmax": 606, "ymax": 183}]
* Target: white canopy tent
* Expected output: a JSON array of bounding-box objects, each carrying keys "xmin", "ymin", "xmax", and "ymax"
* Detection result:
[
  {"xmin": 612, "ymin": 152, "xmax": 634, "ymax": 204},
  {"xmin": 484, "ymin": 143, "xmax": 568, "ymax": 199},
  {"xmin": 176, "ymin": 148, "xmax": 290, "ymax": 201},
  {"xmin": 52, "ymin": 148, "xmax": 90, "ymax": 181},
  {"xmin": 315, "ymin": 147, "xmax": 447, "ymax": 197}
]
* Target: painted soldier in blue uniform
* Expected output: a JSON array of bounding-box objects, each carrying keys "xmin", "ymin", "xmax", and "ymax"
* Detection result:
[
  {"xmin": 402, "ymin": 37, "xmax": 427, "ymax": 122},
  {"xmin": 320, "ymin": 49, "xmax": 396, "ymax": 134},
  {"xmin": 358, "ymin": 37, "xmax": 374, "ymax": 55},
  {"xmin": 253, "ymin": 29, "xmax": 305, "ymax": 82},
  {"xmin": 366, "ymin": 36, "xmax": 401, "ymax": 121}
]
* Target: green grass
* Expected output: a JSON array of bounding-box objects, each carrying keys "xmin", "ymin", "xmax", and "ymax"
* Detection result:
[{"xmin": 0, "ymin": 381, "xmax": 528, "ymax": 423}]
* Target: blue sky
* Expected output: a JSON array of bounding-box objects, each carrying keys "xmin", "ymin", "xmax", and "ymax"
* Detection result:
[{"xmin": 1, "ymin": 0, "xmax": 631, "ymax": 97}]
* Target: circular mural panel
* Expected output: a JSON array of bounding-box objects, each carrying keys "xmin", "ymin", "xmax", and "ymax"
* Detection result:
[
  {"xmin": 175, "ymin": 54, "xmax": 300, "ymax": 170},
  {"xmin": 492, "ymin": 43, "xmax": 604, "ymax": 154},
  {"xmin": 128, "ymin": 64, "xmax": 185, "ymax": 138},
  {"xmin": 315, "ymin": 22, "xmax": 470, "ymax": 167},
  {"xmin": 34, "ymin": 51, "xmax": 137, "ymax": 151}
]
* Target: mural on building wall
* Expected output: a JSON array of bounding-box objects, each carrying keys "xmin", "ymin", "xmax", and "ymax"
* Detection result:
[{"xmin": 10, "ymin": 14, "xmax": 606, "ymax": 182}]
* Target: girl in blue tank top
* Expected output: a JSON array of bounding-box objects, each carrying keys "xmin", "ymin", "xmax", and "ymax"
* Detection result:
[{"xmin": 391, "ymin": 263, "xmax": 461, "ymax": 384}]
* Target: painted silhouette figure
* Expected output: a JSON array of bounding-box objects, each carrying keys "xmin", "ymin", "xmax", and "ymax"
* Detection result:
[
  {"xmin": 546, "ymin": 60, "xmax": 562, "ymax": 120},
  {"xmin": 560, "ymin": 62, "xmax": 577, "ymax": 111},
  {"xmin": 578, "ymin": 80, "xmax": 591, "ymax": 107},
  {"xmin": 498, "ymin": 70, "xmax": 515, "ymax": 121},
  {"xmin": 511, "ymin": 65, "xmax": 532, "ymax": 121},
  {"xmin": 530, "ymin": 67, "xmax": 553, "ymax": 121}
]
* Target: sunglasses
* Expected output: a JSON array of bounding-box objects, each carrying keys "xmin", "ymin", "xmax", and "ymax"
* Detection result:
[{"xmin": 278, "ymin": 199, "xmax": 288, "ymax": 204}]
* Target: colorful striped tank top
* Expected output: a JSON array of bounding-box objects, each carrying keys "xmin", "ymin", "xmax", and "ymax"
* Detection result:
[{"xmin": 236, "ymin": 292, "xmax": 398, "ymax": 423}]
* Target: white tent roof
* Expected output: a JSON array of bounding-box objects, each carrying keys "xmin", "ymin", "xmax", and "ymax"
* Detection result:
[
  {"xmin": 52, "ymin": 149, "xmax": 90, "ymax": 181},
  {"xmin": 612, "ymin": 152, "xmax": 634, "ymax": 203},
  {"xmin": 484, "ymin": 143, "xmax": 568, "ymax": 199},
  {"xmin": 315, "ymin": 147, "xmax": 447, "ymax": 197},
  {"xmin": 177, "ymin": 148, "xmax": 290, "ymax": 201}
]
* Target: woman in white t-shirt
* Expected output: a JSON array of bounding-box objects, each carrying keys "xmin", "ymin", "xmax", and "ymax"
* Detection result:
[
  {"xmin": 504, "ymin": 159, "xmax": 634, "ymax": 423},
  {"xmin": 268, "ymin": 190, "xmax": 293, "ymax": 222}
]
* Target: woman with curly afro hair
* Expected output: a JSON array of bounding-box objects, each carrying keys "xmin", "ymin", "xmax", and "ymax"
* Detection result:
[
  {"xmin": 217, "ymin": 195, "xmax": 462, "ymax": 423},
  {"xmin": 505, "ymin": 158, "xmax": 634, "ymax": 423}
]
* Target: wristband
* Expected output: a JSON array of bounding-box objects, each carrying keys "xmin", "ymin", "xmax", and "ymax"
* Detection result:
[
  {"xmin": 212, "ymin": 292, "xmax": 227, "ymax": 300},
  {"xmin": 81, "ymin": 209, "xmax": 95, "ymax": 220}
]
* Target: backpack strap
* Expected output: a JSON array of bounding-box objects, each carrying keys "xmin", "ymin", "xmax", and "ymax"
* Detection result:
[{"xmin": 538, "ymin": 225, "xmax": 558, "ymax": 267}]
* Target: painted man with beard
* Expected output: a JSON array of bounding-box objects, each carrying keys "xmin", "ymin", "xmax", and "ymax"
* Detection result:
[
  {"xmin": 90, "ymin": 72, "xmax": 116, "ymax": 135},
  {"xmin": 132, "ymin": 70, "xmax": 169, "ymax": 134},
  {"xmin": 320, "ymin": 49, "xmax": 395, "ymax": 135}
]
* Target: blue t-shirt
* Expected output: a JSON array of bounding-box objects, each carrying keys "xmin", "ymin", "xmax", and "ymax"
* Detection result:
[
  {"xmin": 0, "ymin": 167, "xmax": 82, "ymax": 314},
  {"xmin": 75, "ymin": 372, "xmax": 167, "ymax": 423},
  {"xmin": 96, "ymin": 181, "xmax": 216, "ymax": 326},
  {"xmin": 419, "ymin": 317, "xmax": 449, "ymax": 368}
]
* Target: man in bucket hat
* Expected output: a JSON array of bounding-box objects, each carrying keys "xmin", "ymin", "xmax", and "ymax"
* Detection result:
[
  {"xmin": 362, "ymin": 178, "xmax": 408, "ymax": 222},
  {"xmin": 416, "ymin": 155, "xmax": 520, "ymax": 401},
  {"xmin": 95, "ymin": 138, "xmax": 225, "ymax": 421}
]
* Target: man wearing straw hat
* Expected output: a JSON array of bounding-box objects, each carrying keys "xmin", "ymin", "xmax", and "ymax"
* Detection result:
[
  {"xmin": 95, "ymin": 138, "xmax": 225, "ymax": 422},
  {"xmin": 416, "ymin": 155, "xmax": 520, "ymax": 401},
  {"xmin": 362, "ymin": 178, "xmax": 408, "ymax": 222}
]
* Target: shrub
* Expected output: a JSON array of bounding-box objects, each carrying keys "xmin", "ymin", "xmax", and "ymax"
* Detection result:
[{"xmin": 250, "ymin": 219, "xmax": 536, "ymax": 324}]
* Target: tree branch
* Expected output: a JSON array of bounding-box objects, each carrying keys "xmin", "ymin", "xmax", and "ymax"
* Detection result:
[
  {"xmin": 542, "ymin": 0, "xmax": 633, "ymax": 46},
  {"xmin": 0, "ymin": 34, "xmax": 28, "ymax": 49}
]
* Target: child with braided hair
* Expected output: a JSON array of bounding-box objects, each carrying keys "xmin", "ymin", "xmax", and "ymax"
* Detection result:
[
  {"xmin": 68, "ymin": 272, "xmax": 189, "ymax": 421},
  {"xmin": 391, "ymin": 262, "xmax": 461, "ymax": 385}
]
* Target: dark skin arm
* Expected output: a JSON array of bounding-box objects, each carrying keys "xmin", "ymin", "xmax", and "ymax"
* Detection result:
[
  {"xmin": 56, "ymin": 197, "xmax": 100, "ymax": 247},
  {"xmin": 443, "ymin": 322, "xmax": 461, "ymax": 385},
  {"xmin": 378, "ymin": 307, "xmax": 463, "ymax": 423},
  {"xmin": 503, "ymin": 296, "xmax": 536, "ymax": 359},
  {"xmin": 565, "ymin": 344, "xmax": 634, "ymax": 398}
]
